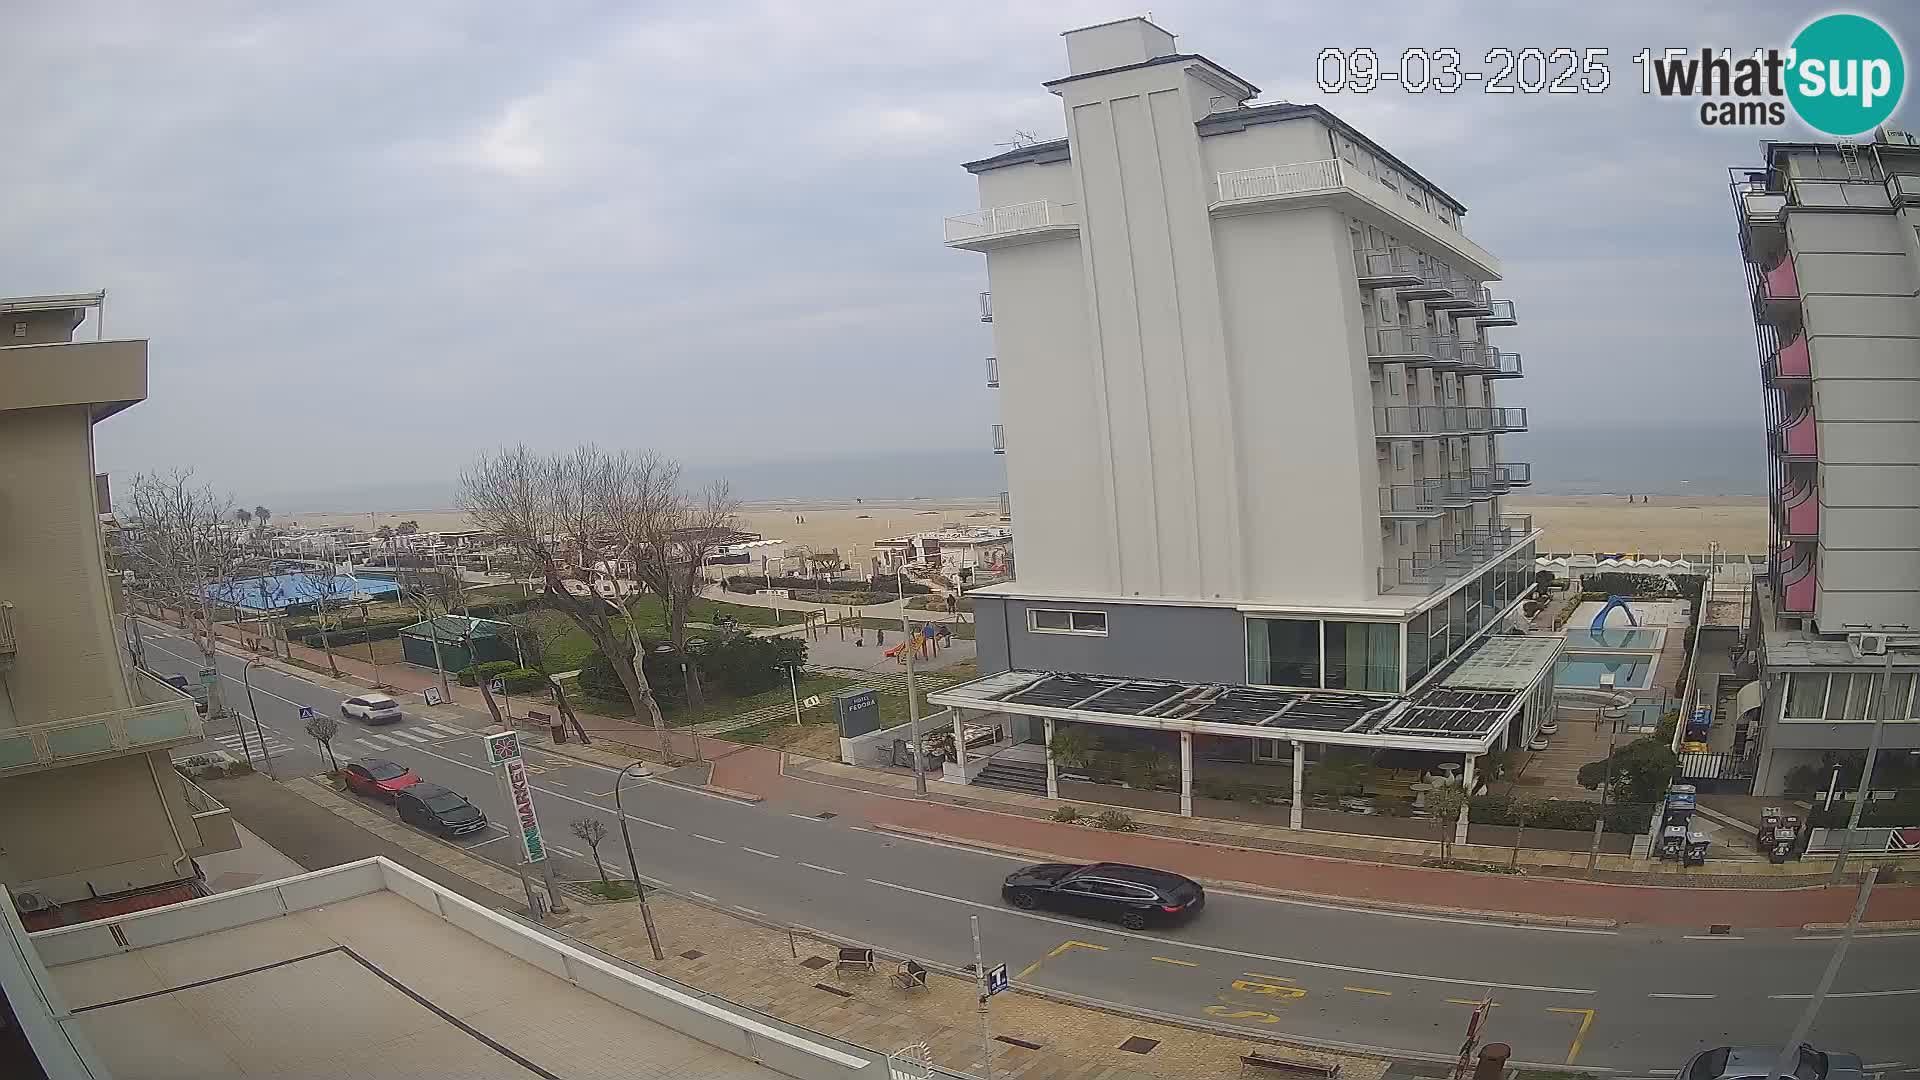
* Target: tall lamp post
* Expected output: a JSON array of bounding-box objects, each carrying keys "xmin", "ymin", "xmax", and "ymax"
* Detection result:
[
  {"xmin": 896, "ymin": 554, "xmax": 926, "ymax": 795},
  {"xmin": 240, "ymin": 658, "xmax": 277, "ymax": 780},
  {"xmin": 1829, "ymin": 633, "xmax": 1907, "ymax": 884},
  {"xmin": 614, "ymin": 762, "xmax": 665, "ymax": 961}
]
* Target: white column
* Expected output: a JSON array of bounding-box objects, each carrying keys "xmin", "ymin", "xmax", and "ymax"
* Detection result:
[
  {"xmin": 1179, "ymin": 732, "xmax": 1193, "ymax": 817},
  {"xmin": 953, "ymin": 710, "xmax": 968, "ymax": 780},
  {"xmin": 1290, "ymin": 741, "xmax": 1305, "ymax": 831},
  {"xmin": 1044, "ymin": 717, "xmax": 1059, "ymax": 800},
  {"xmin": 1455, "ymin": 752, "xmax": 1477, "ymax": 847}
]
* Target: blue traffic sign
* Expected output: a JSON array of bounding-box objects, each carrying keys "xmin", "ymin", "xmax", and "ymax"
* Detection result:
[
  {"xmin": 298, "ymin": 706, "xmax": 316, "ymax": 721},
  {"xmin": 985, "ymin": 963, "xmax": 1009, "ymax": 997}
]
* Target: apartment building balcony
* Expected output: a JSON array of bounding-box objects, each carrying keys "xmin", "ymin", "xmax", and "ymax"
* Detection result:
[
  {"xmin": 1467, "ymin": 466, "xmax": 1507, "ymax": 499},
  {"xmin": 1484, "ymin": 350, "xmax": 1523, "ymax": 379},
  {"xmin": 177, "ymin": 772, "xmax": 239, "ymax": 859},
  {"xmin": 979, "ymin": 291, "xmax": 993, "ymax": 323},
  {"xmin": 1479, "ymin": 298, "xmax": 1517, "ymax": 327},
  {"xmin": 1437, "ymin": 476, "xmax": 1474, "ymax": 508},
  {"xmin": 1355, "ymin": 248, "xmax": 1424, "ymax": 288},
  {"xmin": 944, "ymin": 200, "xmax": 1081, "ymax": 251},
  {"xmin": 1383, "ymin": 515, "xmax": 1533, "ymax": 595},
  {"xmin": 1752, "ymin": 256, "xmax": 1801, "ymax": 324},
  {"xmin": 1424, "ymin": 273, "xmax": 1482, "ymax": 312},
  {"xmin": 1449, "ymin": 285, "xmax": 1495, "ymax": 318},
  {"xmin": 985, "ymin": 356, "xmax": 999, "ymax": 388},
  {"xmin": 1368, "ymin": 329, "xmax": 1461, "ymax": 369},
  {"xmin": 1732, "ymin": 178, "xmax": 1787, "ymax": 264},
  {"xmin": 1496, "ymin": 462, "xmax": 1532, "ymax": 488},
  {"xmin": 1775, "ymin": 408, "xmax": 1817, "ymax": 461},
  {"xmin": 1766, "ymin": 333, "xmax": 1810, "ymax": 385},
  {"xmin": 0, "ymin": 671, "xmax": 203, "ymax": 780},
  {"xmin": 1480, "ymin": 406, "xmax": 1527, "ymax": 433},
  {"xmin": 1453, "ymin": 342, "xmax": 1493, "ymax": 375},
  {"xmin": 1379, "ymin": 480, "xmax": 1446, "ymax": 519},
  {"xmin": 1778, "ymin": 544, "xmax": 1816, "ymax": 614},
  {"xmin": 1891, "ymin": 173, "xmax": 1920, "ymax": 205},
  {"xmin": 991, "ymin": 424, "xmax": 1005, "ymax": 455},
  {"xmin": 1212, "ymin": 159, "xmax": 1501, "ymax": 278},
  {"xmin": 1779, "ymin": 479, "xmax": 1818, "ymax": 542},
  {"xmin": 1374, "ymin": 405, "xmax": 1527, "ymax": 437}
]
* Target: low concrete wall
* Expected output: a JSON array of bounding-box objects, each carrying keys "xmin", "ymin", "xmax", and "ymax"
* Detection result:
[
  {"xmin": 1058, "ymin": 779, "xmax": 1180, "ymax": 815},
  {"xmin": 1467, "ymin": 824, "xmax": 1634, "ymax": 854},
  {"xmin": 1300, "ymin": 809, "xmax": 1439, "ymax": 842},
  {"xmin": 1191, "ymin": 796, "xmax": 1294, "ymax": 829}
]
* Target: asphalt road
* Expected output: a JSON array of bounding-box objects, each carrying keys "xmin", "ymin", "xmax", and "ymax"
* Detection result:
[{"xmin": 136, "ymin": 623, "xmax": 1920, "ymax": 1075}]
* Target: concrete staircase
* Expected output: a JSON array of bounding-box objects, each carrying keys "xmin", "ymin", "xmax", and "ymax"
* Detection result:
[{"xmin": 976, "ymin": 756, "xmax": 1048, "ymax": 796}]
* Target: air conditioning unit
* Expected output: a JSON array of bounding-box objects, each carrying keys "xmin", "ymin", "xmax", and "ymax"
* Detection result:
[
  {"xmin": 13, "ymin": 889, "xmax": 48, "ymax": 913},
  {"xmin": 1850, "ymin": 633, "xmax": 1889, "ymax": 657}
]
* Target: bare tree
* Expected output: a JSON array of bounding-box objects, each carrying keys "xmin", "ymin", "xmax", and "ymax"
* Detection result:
[
  {"xmin": 461, "ymin": 446, "xmax": 670, "ymax": 751},
  {"xmin": 613, "ymin": 454, "xmax": 741, "ymax": 711},
  {"xmin": 122, "ymin": 469, "xmax": 250, "ymax": 720},
  {"xmin": 395, "ymin": 564, "xmax": 466, "ymax": 710},
  {"xmin": 305, "ymin": 712, "xmax": 340, "ymax": 771},
  {"xmin": 506, "ymin": 611, "xmax": 591, "ymax": 744},
  {"xmin": 299, "ymin": 558, "xmax": 368, "ymax": 678},
  {"xmin": 1425, "ymin": 781, "xmax": 1468, "ymax": 861},
  {"xmin": 570, "ymin": 818, "xmax": 612, "ymax": 885}
]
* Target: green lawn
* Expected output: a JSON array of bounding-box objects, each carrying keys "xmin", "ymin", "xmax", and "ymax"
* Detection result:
[{"xmin": 523, "ymin": 599, "xmax": 803, "ymax": 673}]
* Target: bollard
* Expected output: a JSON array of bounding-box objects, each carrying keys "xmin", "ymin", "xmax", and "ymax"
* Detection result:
[{"xmin": 1473, "ymin": 1043, "xmax": 1511, "ymax": 1080}]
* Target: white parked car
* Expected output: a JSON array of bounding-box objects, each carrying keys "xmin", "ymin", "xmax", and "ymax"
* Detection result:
[{"xmin": 341, "ymin": 694, "xmax": 402, "ymax": 725}]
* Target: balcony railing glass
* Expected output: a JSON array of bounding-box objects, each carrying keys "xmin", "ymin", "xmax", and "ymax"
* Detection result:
[
  {"xmin": 0, "ymin": 674, "xmax": 203, "ymax": 778},
  {"xmin": 985, "ymin": 357, "xmax": 999, "ymax": 388},
  {"xmin": 1380, "ymin": 480, "xmax": 1446, "ymax": 517},
  {"xmin": 1481, "ymin": 298, "xmax": 1517, "ymax": 325},
  {"xmin": 990, "ymin": 424, "xmax": 1005, "ymax": 454},
  {"xmin": 1496, "ymin": 462, "xmax": 1532, "ymax": 486},
  {"xmin": 944, "ymin": 200, "xmax": 1079, "ymax": 244}
]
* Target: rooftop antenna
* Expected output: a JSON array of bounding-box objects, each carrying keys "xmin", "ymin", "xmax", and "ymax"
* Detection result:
[{"xmin": 995, "ymin": 129, "xmax": 1041, "ymax": 151}]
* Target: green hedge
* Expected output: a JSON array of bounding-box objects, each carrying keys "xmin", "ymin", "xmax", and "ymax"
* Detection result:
[
  {"xmin": 724, "ymin": 573, "xmax": 930, "ymax": 596},
  {"xmin": 458, "ymin": 660, "xmax": 520, "ymax": 687},
  {"xmin": 1469, "ymin": 793, "xmax": 1653, "ymax": 834},
  {"xmin": 579, "ymin": 635, "xmax": 809, "ymax": 709},
  {"xmin": 294, "ymin": 621, "xmax": 410, "ymax": 647}
]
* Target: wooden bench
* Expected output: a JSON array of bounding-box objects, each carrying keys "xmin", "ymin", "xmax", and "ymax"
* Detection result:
[
  {"xmin": 834, "ymin": 946, "xmax": 875, "ymax": 976},
  {"xmin": 1241, "ymin": 1053, "xmax": 1341, "ymax": 1079}
]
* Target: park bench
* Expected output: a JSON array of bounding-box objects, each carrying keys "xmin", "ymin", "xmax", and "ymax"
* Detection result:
[
  {"xmin": 834, "ymin": 946, "xmax": 875, "ymax": 976},
  {"xmin": 890, "ymin": 960, "xmax": 929, "ymax": 991},
  {"xmin": 1240, "ymin": 1052, "xmax": 1341, "ymax": 1079}
]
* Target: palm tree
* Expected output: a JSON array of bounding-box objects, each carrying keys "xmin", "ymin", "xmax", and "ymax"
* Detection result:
[
  {"xmin": 253, "ymin": 505, "xmax": 272, "ymax": 529},
  {"xmin": 234, "ymin": 508, "xmax": 253, "ymax": 529}
]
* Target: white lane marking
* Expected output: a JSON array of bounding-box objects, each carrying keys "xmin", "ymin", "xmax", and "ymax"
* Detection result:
[
  {"xmin": 389, "ymin": 730, "xmax": 431, "ymax": 744},
  {"xmin": 427, "ymin": 722, "xmax": 468, "ymax": 737},
  {"xmin": 403, "ymin": 744, "xmax": 638, "ymax": 818},
  {"xmin": 1648, "ymin": 1071, "xmax": 1679, "ymax": 1076},
  {"xmin": 788, "ymin": 813, "xmax": 824, "ymax": 822},
  {"xmin": 623, "ymin": 815, "xmax": 675, "ymax": 831},
  {"xmin": 1209, "ymin": 887, "xmax": 1618, "ymax": 935},
  {"xmin": 1646, "ymin": 993, "xmax": 1717, "ymax": 999},
  {"xmin": 354, "ymin": 738, "xmax": 385, "ymax": 751},
  {"xmin": 863, "ymin": 878, "xmax": 1595, "ymax": 996},
  {"xmin": 1682, "ymin": 935, "xmax": 1744, "ymax": 941},
  {"xmin": 547, "ymin": 781, "xmax": 571, "ymax": 790},
  {"xmin": 735, "ymin": 906, "xmax": 765, "ymax": 917},
  {"xmin": 468, "ymin": 833, "xmax": 513, "ymax": 847},
  {"xmin": 691, "ymin": 892, "xmax": 717, "ymax": 902},
  {"xmin": 741, "ymin": 847, "xmax": 780, "ymax": 859},
  {"xmin": 800, "ymin": 863, "xmax": 846, "ymax": 876},
  {"xmin": 876, "ymin": 831, "xmax": 1027, "ymax": 862},
  {"xmin": 551, "ymin": 845, "xmax": 587, "ymax": 858},
  {"xmin": 143, "ymin": 640, "xmax": 304, "ymax": 707},
  {"xmin": 1867, "ymin": 1064, "xmax": 1905, "ymax": 1070},
  {"xmin": 847, "ymin": 825, "xmax": 870, "ymax": 831},
  {"xmin": 1769, "ymin": 988, "xmax": 1920, "ymax": 1000},
  {"xmin": 1798, "ymin": 931, "xmax": 1920, "ymax": 940},
  {"xmin": 694, "ymin": 834, "xmax": 727, "ymax": 845}
]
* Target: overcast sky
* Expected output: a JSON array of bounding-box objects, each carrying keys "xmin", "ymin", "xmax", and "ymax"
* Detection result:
[{"xmin": 5, "ymin": 1, "xmax": 1913, "ymax": 506}]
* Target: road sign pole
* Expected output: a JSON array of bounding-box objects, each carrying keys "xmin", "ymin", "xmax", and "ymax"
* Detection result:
[
  {"xmin": 1766, "ymin": 868, "xmax": 1878, "ymax": 1080},
  {"xmin": 972, "ymin": 915, "xmax": 993, "ymax": 1080}
]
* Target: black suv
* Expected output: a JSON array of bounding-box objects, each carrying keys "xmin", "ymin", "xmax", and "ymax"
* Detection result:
[
  {"xmin": 1001, "ymin": 862, "xmax": 1205, "ymax": 929},
  {"xmin": 394, "ymin": 783, "xmax": 489, "ymax": 837}
]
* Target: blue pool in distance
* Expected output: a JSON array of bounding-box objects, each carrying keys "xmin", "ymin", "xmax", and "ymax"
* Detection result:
[
  {"xmin": 1557, "ymin": 652, "xmax": 1655, "ymax": 690},
  {"xmin": 1562, "ymin": 627, "xmax": 1663, "ymax": 650}
]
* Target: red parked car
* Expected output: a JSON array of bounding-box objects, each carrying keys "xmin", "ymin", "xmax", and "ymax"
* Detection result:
[{"xmin": 342, "ymin": 758, "xmax": 419, "ymax": 801}]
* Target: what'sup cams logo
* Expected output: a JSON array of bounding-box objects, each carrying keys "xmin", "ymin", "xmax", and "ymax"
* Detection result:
[{"xmin": 1638, "ymin": 13, "xmax": 1906, "ymax": 136}]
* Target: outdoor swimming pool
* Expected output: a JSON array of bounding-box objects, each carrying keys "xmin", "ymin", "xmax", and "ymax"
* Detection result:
[
  {"xmin": 1562, "ymin": 627, "xmax": 1664, "ymax": 651},
  {"xmin": 1556, "ymin": 651, "xmax": 1656, "ymax": 690}
]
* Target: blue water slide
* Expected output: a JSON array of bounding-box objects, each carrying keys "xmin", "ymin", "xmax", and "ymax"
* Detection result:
[{"xmin": 1591, "ymin": 595, "xmax": 1640, "ymax": 637}]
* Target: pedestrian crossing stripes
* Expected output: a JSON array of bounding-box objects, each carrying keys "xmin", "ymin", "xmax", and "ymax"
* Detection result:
[
  {"xmin": 346, "ymin": 722, "xmax": 474, "ymax": 752},
  {"xmin": 211, "ymin": 729, "xmax": 294, "ymax": 758}
]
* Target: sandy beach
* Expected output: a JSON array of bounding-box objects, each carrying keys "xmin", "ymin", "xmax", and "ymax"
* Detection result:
[{"xmin": 286, "ymin": 494, "xmax": 1767, "ymax": 562}]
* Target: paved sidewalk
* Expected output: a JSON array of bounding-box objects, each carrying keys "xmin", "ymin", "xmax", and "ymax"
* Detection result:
[{"xmin": 253, "ymin": 773, "xmax": 1388, "ymax": 1080}]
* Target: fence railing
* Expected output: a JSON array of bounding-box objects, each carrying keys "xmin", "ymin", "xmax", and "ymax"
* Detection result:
[
  {"xmin": 943, "ymin": 200, "xmax": 1078, "ymax": 243},
  {"xmin": 1216, "ymin": 159, "xmax": 1343, "ymax": 201}
]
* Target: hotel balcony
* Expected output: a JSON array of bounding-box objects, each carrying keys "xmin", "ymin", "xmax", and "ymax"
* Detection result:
[
  {"xmin": 1765, "ymin": 333, "xmax": 1810, "ymax": 386},
  {"xmin": 985, "ymin": 356, "xmax": 999, "ymax": 388},
  {"xmin": 1374, "ymin": 405, "xmax": 1527, "ymax": 438},
  {"xmin": 1424, "ymin": 272, "xmax": 1482, "ymax": 312},
  {"xmin": 1453, "ymin": 342, "xmax": 1494, "ymax": 375},
  {"xmin": 1779, "ymin": 479, "xmax": 1818, "ymax": 542},
  {"xmin": 1448, "ymin": 284, "xmax": 1495, "ymax": 318},
  {"xmin": 944, "ymin": 200, "xmax": 1080, "ymax": 251},
  {"xmin": 991, "ymin": 424, "xmax": 1005, "ymax": 455},
  {"xmin": 0, "ymin": 671, "xmax": 204, "ymax": 780},
  {"xmin": 1496, "ymin": 462, "xmax": 1532, "ymax": 488},
  {"xmin": 1732, "ymin": 177, "xmax": 1787, "ymax": 265},
  {"xmin": 978, "ymin": 291, "xmax": 993, "ymax": 323},
  {"xmin": 1775, "ymin": 408, "xmax": 1816, "ymax": 461},
  {"xmin": 1379, "ymin": 480, "xmax": 1446, "ymax": 519},
  {"xmin": 1437, "ymin": 476, "xmax": 1474, "ymax": 508},
  {"xmin": 1355, "ymin": 248, "xmax": 1424, "ymax": 289},
  {"xmin": 1479, "ymin": 298, "xmax": 1517, "ymax": 327},
  {"xmin": 1484, "ymin": 350, "xmax": 1523, "ymax": 379},
  {"xmin": 1891, "ymin": 173, "xmax": 1920, "ymax": 206},
  {"xmin": 1382, "ymin": 514, "xmax": 1534, "ymax": 595},
  {"xmin": 1482, "ymin": 406, "xmax": 1528, "ymax": 433},
  {"xmin": 1751, "ymin": 255, "xmax": 1801, "ymax": 325},
  {"xmin": 1467, "ymin": 466, "xmax": 1506, "ymax": 499},
  {"xmin": 1213, "ymin": 159, "xmax": 1501, "ymax": 279},
  {"xmin": 1369, "ymin": 329, "xmax": 1466, "ymax": 369},
  {"xmin": 1778, "ymin": 544, "xmax": 1816, "ymax": 614}
]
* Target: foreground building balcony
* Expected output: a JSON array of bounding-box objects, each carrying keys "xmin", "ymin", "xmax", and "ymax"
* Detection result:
[
  {"xmin": 1779, "ymin": 480, "xmax": 1819, "ymax": 542},
  {"xmin": 1752, "ymin": 255, "xmax": 1801, "ymax": 324},
  {"xmin": 1380, "ymin": 480, "xmax": 1446, "ymax": 519},
  {"xmin": 1766, "ymin": 333, "xmax": 1810, "ymax": 385},
  {"xmin": 1775, "ymin": 408, "xmax": 1817, "ymax": 461},
  {"xmin": 1891, "ymin": 173, "xmax": 1920, "ymax": 206},
  {"xmin": 0, "ymin": 671, "xmax": 203, "ymax": 779},
  {"xmin": 1383, "ymin": 515, "xmax": 1534, "ymax": 595},
  {"xmin": 1355, "ymin": 247, "xmax": 1425, "ymax": 288},
  {"xmin": 1368, "ymin": 329, "xmax": 1461, "ymax": 368},
  {"xmin": 1213, "ymin": 159, "xmax": 1500, "ymax": 278},
  {"xmin": 1777, "ymin": 544, "xmax": 1816, "ymax": 614},
  {"xmin": 944, "ymin": 200, "xmax": 1081, "ymax": 250},
  {"xmin": 979, "ymin": 291, "xmax": 993, "ymax": 322},
  {"xmin": 1375, "ymin": 405, "xmax": 1528, "ymax": 438}
]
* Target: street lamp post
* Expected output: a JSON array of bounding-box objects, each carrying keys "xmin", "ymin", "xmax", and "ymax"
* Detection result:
[
  {"xmin": 614, "ymin": 762, "xmax": 665, "ymax": 962},
  {"xmin": 1830, "ymin": 641, "xmax": 1899, "ymax": 885},
  {"xmin": 240, "ymin": 658, "xmax": 276, "ymax": 780},
  {"xmin": 896, "ymin": 557, "xmax": 927, "ymax": 795}
]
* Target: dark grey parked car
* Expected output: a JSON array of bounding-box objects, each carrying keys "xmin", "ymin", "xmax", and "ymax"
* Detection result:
[{"xmin": 1681, "ymin": 1045, "xmax": 1865, "ymax": 1080}]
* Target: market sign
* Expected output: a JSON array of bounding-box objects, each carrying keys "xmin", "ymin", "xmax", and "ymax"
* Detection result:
[
  {"xmin": 484, "ymin": 730, "xmax": 522, "ymax": 766},
  {"xmin": 503, "ymin": 756, "xmax": 546, "ymax": 863}
]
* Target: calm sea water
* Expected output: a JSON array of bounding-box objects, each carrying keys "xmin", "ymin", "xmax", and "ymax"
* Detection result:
[{"xmin": 268, "ymin": 427, "xmax": 1768, "ymax": 511}]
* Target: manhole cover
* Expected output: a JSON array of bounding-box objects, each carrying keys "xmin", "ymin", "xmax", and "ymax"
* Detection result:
[
  {"xmin": 800, "ymin": 955, "xmax": 831, "ymax": 970},
  {"xmin": 1118, "ymin": 1037, "xmax": 1159, "ymax": 1055},
  {"xmin": 679, "ymin": 950, "xmax": 705, "ymax": 960}
]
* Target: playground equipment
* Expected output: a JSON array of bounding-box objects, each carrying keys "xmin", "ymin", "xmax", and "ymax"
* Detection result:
[
  {"xmin": 884, "ymin": 622, "xmax": 953, "ymax": 663},
  {"xmin": 1590, "ymin": 595, "xmax": 1639, "ymax": 637}
]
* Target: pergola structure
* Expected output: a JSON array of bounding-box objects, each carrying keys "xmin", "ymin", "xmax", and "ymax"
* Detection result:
[{"xmin": 927, "ymin": 634, "xmax": 1563, "ymax": 842}]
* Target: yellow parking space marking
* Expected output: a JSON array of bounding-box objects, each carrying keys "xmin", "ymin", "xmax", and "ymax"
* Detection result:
[
  {"xmin": 1445, "ymin": 998, "xmax": 1502, "ymax": 1007},
  {"xmin": 1241, "ymin": 972, "xmax": 1296, "ymax": 982},
  {"xmin": 1151, "ymin": 956, "xmax": 1198, "ymax": 967},
  {"xmin": 1016, "ymin": 940, "xmax": 1107, "ymax": 981},
  {"xmin": 1232, "ymin": 978, "xmax": 1307, "ymax": 999},
  {"xmin": 1548, "ymin": 1007, "xmax": 1596, "ymax": 1065},
  {"xmin": 1344, "ymin": 986, "xmax": 1393, "ymax": 996},
  {"xmin": 1204, "ymin": 1005, "xmax": 1282, "ymax": 1024}
]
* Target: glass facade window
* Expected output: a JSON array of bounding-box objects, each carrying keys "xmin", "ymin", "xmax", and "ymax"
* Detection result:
[
  {"xmin": 1247, "ymin": 618, "xmax": 1320, "ymax": 688},
  {"xmin": 1407, "ymin": 609, "xmax": 1430, "ymax": 686},
  {"xmin": 1816, "ymin": 673, "xmax": 1918, "ymax": 722},
  {"xmin": 1465, "ymin": 576, "xmax": 1486, "ymax": 636},
  {"xmin": 1447, "ymin": 590, "xmax": 1467, "ymax": 653},
  {"xmin": 1785, "ymin": 673, "xmax": 1828, "ymax": 719},
  {"xmin": 1325, "ymin": 621, "xmax": 1400, "ymax": 693}
]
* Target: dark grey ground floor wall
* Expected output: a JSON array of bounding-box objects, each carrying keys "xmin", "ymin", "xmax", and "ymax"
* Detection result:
[{"xmin": 972, "ymin": 595, "xmax": 1246, "ymax": 684}]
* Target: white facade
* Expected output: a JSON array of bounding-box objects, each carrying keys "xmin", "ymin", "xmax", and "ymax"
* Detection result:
[{"xmin": 951, "ymin": 18, "xmax": 1534, "ymax": 620}]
